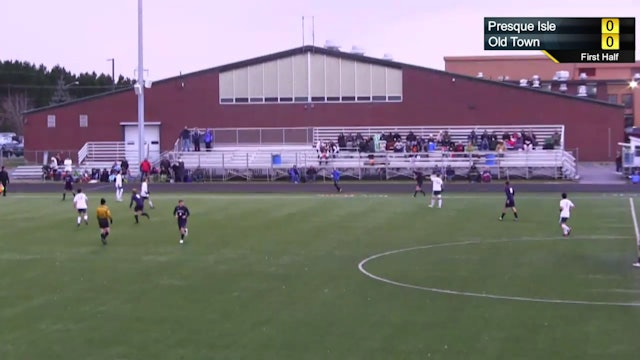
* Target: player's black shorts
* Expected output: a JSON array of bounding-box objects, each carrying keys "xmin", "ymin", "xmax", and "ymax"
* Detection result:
[
  {"xmin": 142, "ymin": 195, "xmax": 149, "ymax": 200},
  {"xmin": 433, "ymin": 190, "xmax": 442, "ymax": 196},
  {"xmin": 134, "ymin": 205, "xmax": 143, "ymax": 212},
  {"xmin": 77, "ymin": 208, "xmax": 87, "ymax": 214},
  {"xmin": 505, "ymin": 200, "xmax": 515, "ymax": 208},
  {"xmin": 64, "ymin": 183, "xmax": 73, "ymax": 191},
  {"xmin": 98, "ymin": 218, "xmax": 110, "ymax": 229},
  {"xmin": 178, "ymin": 220, "xmax": 187, "ymax": 229},
  {"xmin": 560, "ymin": 217, "xmax": 569, "ymax": 223}
]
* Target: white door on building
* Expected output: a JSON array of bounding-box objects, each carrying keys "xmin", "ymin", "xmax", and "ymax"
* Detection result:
[{"xmin": 121, "ymin": 122, "xmax": 161, "ymax": 164}]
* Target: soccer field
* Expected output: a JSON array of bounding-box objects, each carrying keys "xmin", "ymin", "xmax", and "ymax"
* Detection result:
[{"xmin": 1, "ymin": 192, "xmax": 640, "ymax": 359}]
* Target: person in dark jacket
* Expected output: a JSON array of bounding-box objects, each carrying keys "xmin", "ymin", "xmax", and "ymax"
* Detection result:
[{"xmin": 0, "ymin": 166, "xmax": 8, "ymax": 196}]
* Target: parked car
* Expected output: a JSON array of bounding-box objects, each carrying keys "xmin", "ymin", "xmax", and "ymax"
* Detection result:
[{"xmin": 1, "ymin": 141, "xmax": 24, "ymax": 157}]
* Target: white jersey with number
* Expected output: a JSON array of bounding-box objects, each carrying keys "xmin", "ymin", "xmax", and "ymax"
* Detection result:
[
  {"xmin": 141, "ymin": 182, "xmax": 149, "ymax": 197},
  {"xmin": 431, "ymin": 176, "xmax": 443, "ymax": 192},
  {"xmin": 115, "ymin": 174, "xmax": 123, "ymax": 188},
  {"xmin": 559, "ymin": 199, "xmax": 574, "ymax": 218},
  {"xmin": 73, "ymin": 193, "xmax": 88, "ymax": 210}
]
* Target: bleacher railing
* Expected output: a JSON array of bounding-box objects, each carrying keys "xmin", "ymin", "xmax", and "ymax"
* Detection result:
[
  {"xmin": 172, "ymin": 127, "xmax": 314, "ymax": 149},
  {"xmin": 170, "ymin": 149, "xmax": 574, "ymax": 181}
]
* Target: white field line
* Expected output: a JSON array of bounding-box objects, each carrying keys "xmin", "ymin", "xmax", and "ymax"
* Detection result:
[
  {"xmin": 4, "ymin": 193, "xmax": 640, "ymax": 200},
  {"xmin": 357, "ymin": 235, "xmax": 640, "ymax": 307},
  {"xmin": 629, "ymin": 198, "xmax": 640, "ymax": 248}
]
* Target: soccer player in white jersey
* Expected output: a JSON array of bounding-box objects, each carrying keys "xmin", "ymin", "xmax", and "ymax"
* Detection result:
[
  {"xmin": 559, "ymin": 192, "xmax": 575, "ymax": 236},
  {"xmin": 115, "ymin": 171, "xmax": 124, "ymax": 201},
  {"xmin": 73, "ymin": 188, "xmax": 89, "ymax": 226},
  {"xmin": 140, "ymin": 177, "xmax": 154, "ymax": 209},
  {"xmin": 429, "ymin": 173, "xmax": 444, "ymax": 208}
]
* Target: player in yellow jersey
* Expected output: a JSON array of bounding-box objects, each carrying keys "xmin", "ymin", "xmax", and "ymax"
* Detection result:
[{"xmin": 96, "ymin": 198, "xmax": 113, "ymax": 245}]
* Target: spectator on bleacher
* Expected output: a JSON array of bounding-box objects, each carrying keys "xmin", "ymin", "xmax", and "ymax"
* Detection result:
[
  {"xmin": 393, "ymin": 141, "xmax": 405, "ymax": 153},
  {"xmin": 192, "ymin": 128, "xmax": 202, "ymax": 152},
  {"xmin": 180, "ymin": 127, "xmax": 191, "ymax": 152},
  {"xmin": 552, "ymin": 131, "xmax": 561, "ymax": 147},
  {"xmin": 481, "ymin": 169, "xmax": 492, "ymax": 183},
  {"xmin": 465, "ymin": 142, "xmax": 476, "ymax": 155},
  {"xmin": 479, "ymin": 130, "xmax": 490, "ymax": 151},
  {"xmin": 393, "ymin": 132, "xmax": 402, "ymax": 142},
  {"xmin": 337, "ymin": 133, "xmax": 346, "ymax": 148},
  {"xmin": 445, "ymin": 165, "xmax": 455, "ymax": 181},
  {"xmin": 406, "ymin": 131, "xmax": 417, "ymax": 146},
  {"xmin": 306, "ymin": 166, "xmax": 317, "ymax": 182},
  {"xmin": 468, "ymin": 130, "xmax": 477, "ymax": 146},
  {"xmin": 523, "ymin": 132, "xmax": 534, "ymax": 151},
  {"xmin": 468, "ymin": 164, "xmax": 480, "ymax": 183},
  {"xmin": 289, "ymin": 166, "xmax": 300, "ymax": 184},
  {"xmin": 159, "ymin": 157, "xmax": 171, "ymax": 176},
  {"xmin": 495, "ymin": 141, "xmax": 506, "ymax": 156},
  {"xmin": 328, "ymin": 141, "xmax": 339, "ymax": 158},
  {"xmin": 120, "ymin": 159, "xmax": 129, "ymax": 176},
  {"xmin": 204, "ymin": 129, "xmax": 213, "ymax": 151},
  {"xmin": 441, "ymin": 131, "xmax": 452, "ymax": 147}
]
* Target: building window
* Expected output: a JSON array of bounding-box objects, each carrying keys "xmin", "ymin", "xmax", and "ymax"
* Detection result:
[
  {"xmin": 47, "ymin": 115, "xmax": 56, "ymax": 128},
  {"xmin": 608, "ymin": 94, "xmax": 618, "ymax": 103},
  {"xmin": 218, "ymin": 54, "xmax": 403, "ymax": 105},
  {"xmin": 578, "ymin": 68, "xmax": 596, "ymax": 76},
  {"xmin": 622, "ymin": 94, "xmax": 634, "ymax": 108},
  {"xmin": 625, "ymin": 115, "xmax": 634, "ymax": 128},
  {"xmin": 79, "ymin": 114, "xmax": 88, "ymax": 127}
]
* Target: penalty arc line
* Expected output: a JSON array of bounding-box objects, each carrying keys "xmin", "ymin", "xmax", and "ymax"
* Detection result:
[{"xmin": 357, "ymin": 236, "xmax": 640, "ymax": 307}]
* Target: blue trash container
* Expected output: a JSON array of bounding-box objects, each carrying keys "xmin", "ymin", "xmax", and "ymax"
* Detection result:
[
  {"xmin": 271, "ymin": 154, "xmax": 282, "ymax": 165},
  {"xmin": 485, "ymin": 153, "xmax": 496, "ymax": 166},
  {"xmin": 428, "ymin": 142, "xmax": 436, "ymax": 152}
]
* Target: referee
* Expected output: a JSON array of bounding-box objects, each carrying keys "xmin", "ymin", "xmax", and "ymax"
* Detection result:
[{"xmin": 96, "ymin": 198, "xmax": 113, "ymax": 245}]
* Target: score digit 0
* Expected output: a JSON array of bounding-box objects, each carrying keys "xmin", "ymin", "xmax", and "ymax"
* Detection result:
[
  {"xmin": 601, "ymin": 18, "xmax": 620, "ymax": 34},
  {"xmin": 602, "ymin": 34, "xmax": 620, "ymax": 50}
]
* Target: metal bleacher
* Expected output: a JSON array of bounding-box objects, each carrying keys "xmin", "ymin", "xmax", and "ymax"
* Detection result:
[{"xmin": 165, "ymin": 125, "xmax": 576, "ymax": 181}]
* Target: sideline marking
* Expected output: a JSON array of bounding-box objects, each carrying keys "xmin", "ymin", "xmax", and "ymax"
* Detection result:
[
  {"xmin": 3, "ymin": 193, "xmax": 639, "ymax": 200},
  {"xmin": 357, "ymin": 235, "xmax": 640, "ymax": 307}
]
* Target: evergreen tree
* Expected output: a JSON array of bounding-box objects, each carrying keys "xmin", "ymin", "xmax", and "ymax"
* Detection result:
[{"xmin": 49, "ymin": 77, "xmax": 72, "ymax": 105}]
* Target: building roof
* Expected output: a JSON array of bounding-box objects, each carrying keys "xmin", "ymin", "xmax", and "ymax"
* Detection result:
[{"xmin": 25, "ymin": 46, "xmax": 623, "ymax": 114}]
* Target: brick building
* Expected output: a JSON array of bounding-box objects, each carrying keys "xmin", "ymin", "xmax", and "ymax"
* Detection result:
[{"xmin": 23, "ymin": 46, "xmax": 625, "ymax": 162}]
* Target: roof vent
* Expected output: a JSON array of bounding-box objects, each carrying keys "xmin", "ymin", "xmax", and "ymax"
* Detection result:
[
  {"xmin": 531, "ymin": 75, "xmax": 540, "ymax": 87},
  {"xmin": 497, "ymin": 76, "xmax": 504, "ymax": 81},
  {"xmin": 350, "ymin": 46, "xmax": 365, "ymax": 55},
  {"xmin": 382, "ymin": 53, "xmax": 394, "ymax": 61},
  {"xmin": 557, "ymin": 70, "xmax": 570, "ymax": 81},
  {"xmin": 579, "ymin": 72, "xmax": 588, "ymax": 80},
  {"xmin": 633, "ymin": 73, "xmax": 640, "ymax": 81},
  {"xmin": 559, "ymin": 83, "xmax": 568, "ymax": 92},
  {"xmin": 519, "ymin": 79, "xmax": 529, "ymax": 87},
  {"xmin": 577, "ymin": 85, "xmax": 587, "ymax": 96},
  {"xmin": 324, "ymin": 40, "xmax": 341, "ymax": 51},
  {"xmin": 477, "ymin": 72, "xmax": 484, "ymax": 78}
]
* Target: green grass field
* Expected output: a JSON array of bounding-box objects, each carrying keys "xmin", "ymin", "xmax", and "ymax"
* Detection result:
[{"xmin": 1, "ymin": 192, "xmax": 640, "ymax": 359}]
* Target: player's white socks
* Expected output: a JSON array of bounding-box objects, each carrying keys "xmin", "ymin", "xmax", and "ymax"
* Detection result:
[
  {"xmin": 148, "ymin": 200, "xmax": 154, "ymax": 208},
  {"xmin": 429, "ymin": 199, "xmax": 443, "ymax": 208},
  {"xmin": 561, "ymin": 224, "xmax": 571, "ymax": 235},
  {"xmin": 77, "ymin": 216, "xmax": 82, "ymax": 225},
  {"xmin": 83, "ymin": 214, "xmax": 88, "ymax": 221},
  {"xmin": 438, "ymin": 199, "xmax": 442, "ymax": 208}
]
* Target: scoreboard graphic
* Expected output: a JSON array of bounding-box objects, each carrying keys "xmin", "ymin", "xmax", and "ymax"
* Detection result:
[{"xmin": 484, "ymin": 17, "xmax": 636, "ymax": 63}]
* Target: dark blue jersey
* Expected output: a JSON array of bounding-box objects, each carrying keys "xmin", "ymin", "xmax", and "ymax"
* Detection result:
[
  {"xmin": 331, "ymin": 170, "xmax": 341, "ymax": 181},
  {"xmin": 505, "ymin": 186, "xmax": 515, "ymax": 201},
  {"xmin": 129, "ymin": 194, "xmax": 144, "ymax": 208},
  {"xmin": 64, "ymin": 175, "xmax": 73, "ymax": 184},
  {"xmin": 414, "ymin": 171, "xmax": 424, "ymax": 184},
  {"xmin": 173, "ymin": 205, "xmax": 190, "ymax": 221}
]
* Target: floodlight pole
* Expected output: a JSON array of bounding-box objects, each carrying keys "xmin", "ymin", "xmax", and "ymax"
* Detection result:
[{"xmin": 136, "ymin": 0, "xmax": 145, "ymax": 166}]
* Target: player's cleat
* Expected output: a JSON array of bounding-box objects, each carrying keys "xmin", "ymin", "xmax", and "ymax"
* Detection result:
[
  {"xmin": 567, "ymin": 229, "xmax": 571, "ymax": 236},
  {"xmin": 632, "ymin": 262, "xmax": 640, "ymax": 268},
  {"xmin": 179, "ymin": 239, "xmax": 184, "ymax": 244}
]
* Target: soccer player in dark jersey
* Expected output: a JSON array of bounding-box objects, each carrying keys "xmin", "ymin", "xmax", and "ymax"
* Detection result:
[
  {"xmin": 413, "ymin": 170, "xmax": 426, "ymax": 197},
  {"xmin": 62, "ymin": 172, "xmax": 74, "ymax": 200},
  {"xmin": 129, "ymin": 189, "xmax": 150, "ymax": 224},
  {"xmin": 331, "ymin": 168, "xmax": 342, "ymax": 192},
  {"xmin": 499, "ymin": 181, "xmax": 518, "ymax": 221},
  {"xmin": 96, "ymin": 198, "xmax": 113, "ymax": 245},
  {"xmin": 173, "ymin": 200, "xmax": 190, "ymax": 244}
]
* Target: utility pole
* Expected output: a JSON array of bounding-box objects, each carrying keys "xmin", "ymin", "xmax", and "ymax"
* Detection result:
[
  {"xmin": 107, "ymin": 58, "xmax": 115, "ymax": 90},
  {"xmin": 136, "ymin": 0, "xmax": 145, "ymax": 165}
]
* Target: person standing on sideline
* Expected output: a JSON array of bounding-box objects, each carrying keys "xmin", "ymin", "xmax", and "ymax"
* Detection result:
[
  {"xmin": 0, "ymin": 166, "xmax": 9, "ymax": 196},
  {"xmin": 140, "ymin": 177, "xmax": 154, "ymax": 209},
  {"xmin": 331, "ymin": 168, "xmax": 342, "ymax": 192},
  {"xmin": 429, "ymin": 173, "xmax": 444, "ymax": 208}
]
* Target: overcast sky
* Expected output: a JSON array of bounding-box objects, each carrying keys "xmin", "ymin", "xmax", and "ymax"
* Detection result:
[{"xmin": 2, "ymin": 0, "xmax": 638, "ymax": 80}]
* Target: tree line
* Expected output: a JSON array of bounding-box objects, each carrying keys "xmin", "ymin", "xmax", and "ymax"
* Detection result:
[{"xmin": 0, "ymin": 60, "xmax": 135, "ymax": 134}]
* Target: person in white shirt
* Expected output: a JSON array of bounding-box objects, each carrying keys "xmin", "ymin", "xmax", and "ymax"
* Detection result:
[
  {"xmin": 63, "ymin": 158, "xmax": 72, "ymax": 173},
  {"xmin": 559, "ymin": 192, "xmax": 575, "ymax": 236},
  {"xmin": 140, "ymin": 177, "xmax": 154, "ymax": 209},
  {"xmin": 73, "ymin": 188, "xmax": 89, "ymax": 226},
  {"xmin": 429, "ymin": 173, "xmax": 444, "ymax": 208},
  {"xmin": 115, "ymin": 171, "xmax": 124, "ymax": 201}
]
